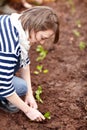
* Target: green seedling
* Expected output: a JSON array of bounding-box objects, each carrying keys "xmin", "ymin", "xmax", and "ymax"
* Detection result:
[
  {"xmin": 44, "ymin": 112, "xmax": 51, "ymax": 120},
  {"xmin": 35, "ymin": 86, "xmax": 43, "ymax": 103},
  {"xmin": 36, "ymin": 45, "xmax": 48, "ymax": 61},
  {"xmin": 34, "ymin": 65, "xmax": 43, "ymax": 75},
  {"xmin": 79, "ymin": 41, "xmax": 86, "ymax": 50},
  {"xmin": 68, "ymin": 0, "xmax": 75, "ymax": 14},
  {"xmin": 43, "ymin": 69, "xmax": 49, "ymax": 74},
  {"xmin": 34, "ymin": 71, "xmax": 39, "ymax": 75},
  {"xmin": 73, "ymin": 29, "xmax": 80, "ymax": 37},
  {"xmin": 36, "ymin": 45, "xmax": 44, "ymax": 52},
  {"xmin": 34, "ymin": 65, "xmax": 48, "ymax": 75},
  {"xmin": 37, "ymin": 65, "xmax": 43, "ymax": 72},
  {"xmin": 76, "ymin": 20, "xmax": 81, "ymax": 28}
]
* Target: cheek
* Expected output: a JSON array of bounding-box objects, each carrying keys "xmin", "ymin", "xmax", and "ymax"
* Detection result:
[
  {"xmin": 36, "ymin": 33, "xmax": 42, "ymax": 41},
  {"xmin": 40, "ymin": 40, "xmax": 45, "ymax": 44}
]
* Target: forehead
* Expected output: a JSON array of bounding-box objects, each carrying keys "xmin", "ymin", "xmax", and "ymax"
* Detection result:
[
  {"xmin": 38, "ymin": 29, "xmax": 54, "ymax": 36},
  {"xmin": 43, "ymin": 29, "xmax": 53, "ymax": 33}
]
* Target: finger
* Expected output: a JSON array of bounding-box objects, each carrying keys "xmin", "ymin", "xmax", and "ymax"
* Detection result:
[
  {"xmin": 36, "ymin": 117, "xmax": 43, "ymax": 122},
  {"xmin": 37, "ymin": 115, "xmax": 45, "ymax": 121},
  {"xmin": 40, "ymin": 114, "xmax": 45, "ymax": 120},
  {"xmin": 36, "ymin": 117, "xmax": 40, "ymax": 122}
]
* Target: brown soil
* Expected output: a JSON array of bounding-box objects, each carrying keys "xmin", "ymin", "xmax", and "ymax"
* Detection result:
[{"xmin": 0, "ymin": 0, "xmax": 87, "ymax": 130}]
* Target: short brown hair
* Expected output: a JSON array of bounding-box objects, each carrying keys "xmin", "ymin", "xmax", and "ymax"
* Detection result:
[{"xmin": 19, "ymin": 6, "xmax": 59, "ymax": 43}]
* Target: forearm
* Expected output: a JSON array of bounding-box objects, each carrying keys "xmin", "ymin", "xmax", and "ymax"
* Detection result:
[
  {"xmin": 6, "ymin": 92, "xmax": 29, "ymax": 113},
  {"xmin": 6, "ymin": 92, "xmax": 45, "ymax": 121},
  {"xmin": 20, "ymin": 64, "xmax": 33, "ymax": 96}
]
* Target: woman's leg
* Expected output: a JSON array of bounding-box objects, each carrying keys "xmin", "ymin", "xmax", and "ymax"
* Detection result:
[
  {"xmin": 0, "ymin": 76, "xmax": 27, "ymax": 100},
  {"xmin": 0, "ymin": 76, "xmax": 27, "ymax": 113},
  {"xmin": 13, "ymin": 76, "xmax": 28, "ymax": 97}
]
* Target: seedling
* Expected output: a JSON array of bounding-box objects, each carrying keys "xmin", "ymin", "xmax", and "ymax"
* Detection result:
[
  {"xmin": 76, "ymin": 20, "xmax": 81, "ymax": 28},
  {"xmin": 35, "ymin": 86, "xmax": 43, "ymax": 103},
  {"xmin": 36, "ymin": 45, "xmax": 48, "ymax": 61},
  {"xmin": 37, "ymin": 65, "xmax": 43, "ymax": 72},
  {"xmin": 34, "ymin": 65, "xmax": 49, "ymax": 75},
  {"xmin": 34, "ymin": 71, "xmax": 39, "ymax": 75},
  {"xmin": 34, "ymin": 65, "xmax": 43, "ymax": 75},
  {"xmin": 43, "ymin": 69, "xmax": 49, "ymax": 74},
  {"xmin": 79, "ymin": 41, "xmax": 86, "ymax": 50},
  {"xmin": 68, "ymin": 0, "xmax": 75, "ymax": 14},
  {"xmin": 73, "ymin": 29, "xmax": 80, "ymax": 37},
  {"xmin": 44, "ymin": 112, "xmax": 51, "ymax": 120}
]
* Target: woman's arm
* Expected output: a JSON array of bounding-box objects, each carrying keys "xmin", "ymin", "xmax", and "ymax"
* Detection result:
[
  {"xmin": 20, "ymin": 64, "xmax": 33, "ymax": 96},
  {"xmin": 6, "ymin": 92, "xmax": 45, "ymax": 121},
  {"xmin": 20, "ymin": 64, "xmax": 38, "ymax": 109},
  {"xmin": 7, "ymin": 92, "xmax": 29, "ymax": 113}
]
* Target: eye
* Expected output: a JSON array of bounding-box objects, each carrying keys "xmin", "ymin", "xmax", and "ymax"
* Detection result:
[
  {"xmin": 41, "ymin": 37, "xmax": 45, "ymax": 40},
  {"xmin": 41, "ymin": 35, "xmax": 44, "ymax": 40},
  {"xmin": 41, "ymin": 35, "xmax": 48, "ymax": 41}
]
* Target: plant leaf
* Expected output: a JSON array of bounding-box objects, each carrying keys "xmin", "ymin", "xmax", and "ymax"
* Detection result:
[
  {"xmin": 44, "ymin": 112, "xmax": 51, "ymax": 119},
  {"xmin": 79, "ymin": 41, "xmax": 86, "ymax": 50},
  {"xmin": 73, "ymin": 29, "xmax": 80, "ymax": 37},
  {"xmin": 43, "ymin": 69, "xmax": 49, "ymax": 74},
  {"xmin": 34, "ymin": 71, "xmax": 39, "ymax": 75}
]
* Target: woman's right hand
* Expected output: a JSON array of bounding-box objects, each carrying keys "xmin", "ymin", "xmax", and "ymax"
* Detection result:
[{"xmin": 25, "ymin": 107, "xmax": 45, "ymax": 121}]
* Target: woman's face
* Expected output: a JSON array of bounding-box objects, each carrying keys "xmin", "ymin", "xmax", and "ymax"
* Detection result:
[{"xmin": 29, "ymin": 29, "xmax": 54, "ymax": 44}]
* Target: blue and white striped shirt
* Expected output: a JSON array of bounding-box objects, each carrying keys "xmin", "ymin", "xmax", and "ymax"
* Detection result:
[{"xmin": 0, "ymin": 15, "xmax": 29, "ymax": 97}]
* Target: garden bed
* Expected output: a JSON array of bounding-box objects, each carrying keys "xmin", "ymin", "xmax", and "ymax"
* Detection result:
[{"xmin": 0, "ymin": 0, "xmax": 87, "ymax": 130}]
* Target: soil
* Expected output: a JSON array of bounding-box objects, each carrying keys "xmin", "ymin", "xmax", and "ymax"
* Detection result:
[{"xmin": 0, "ymin": 0, "xmax": 87, "ymax": 130}]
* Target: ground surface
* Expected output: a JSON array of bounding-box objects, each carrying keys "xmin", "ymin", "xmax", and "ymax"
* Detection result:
[{"xmin": 0, "ymin": 0, "xmax": 87, "ymax": 130}]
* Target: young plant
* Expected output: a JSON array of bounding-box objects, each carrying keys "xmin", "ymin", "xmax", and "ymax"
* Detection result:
[
  {"xmin": 79, "ymin": 41, "xmax": 86, "ymax": 50},
  {"xmin": 34, "ymin": 65, "xmax": 43, "ymax": 75},
  {"xmin": 44, "ymin": 112, "xmax": 51, "ymax": 120},
  {"xmin": 35, "ymin": 86, "xmax": 43, "ymax": 103},
  {"xmin": 43, "ymin": 69, "xmax": 49, "ymax": 74},
  {"xmin": 37, "ymin": 65, "xmax": 43, "ymax": 72},
  {"xmin": 68, "ymin": 0, "xmax": 75, "ymax": 14},
  {"xmin": 76, "ymin": 20, "xmax": 81, "ymax": 28},
  {"xmin": 36, "ymin": 45, "xmax": 48, "ymax": 61},
  {"xmin": 34, "ymin": 65, "xmax": 49, "ymax": 75},
  {"xmin": 73, "ymin": 29, "xmax": 80, "ymax": 37}
]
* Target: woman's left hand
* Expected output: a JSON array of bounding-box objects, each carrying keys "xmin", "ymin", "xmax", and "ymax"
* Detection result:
[{"xmin": 25, "ymin": 94, "xmax": 38, "ymax": 109}]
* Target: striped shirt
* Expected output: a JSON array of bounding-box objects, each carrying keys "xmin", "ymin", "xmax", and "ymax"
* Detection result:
[{"xmin": 0, "ymin": 15, "xmax": 29, "ymax": 97}]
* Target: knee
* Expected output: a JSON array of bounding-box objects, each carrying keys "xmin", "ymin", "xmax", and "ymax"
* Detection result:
[
  {"xmin": 13, "ymin": 76, "xmax": 28, "ymax": 96},
  {"xmin": 20, "ymin": 80, "xmax": 28, "ymax": 96}
]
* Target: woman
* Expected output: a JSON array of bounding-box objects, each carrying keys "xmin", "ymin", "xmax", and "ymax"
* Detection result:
[{"xmin": 0, "ymin": 6, "xmax": 59, "ymax": 121}]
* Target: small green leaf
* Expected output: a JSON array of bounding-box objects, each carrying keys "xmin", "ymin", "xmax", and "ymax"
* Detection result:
[
  {"xmin": 76, "ymin": 20, "xmax": 81, "ymax": 28},
  {"xmin": 36, "ymin": 45, "xmax": 48, "ymax": 61},
  {"xmin": 36, "ymin": 56, "xmax": 44, "ymax": 61},
  {"xmin": 36, "ymin": 65, "xmax": 43, "ymax": 72},
  {"xmin": 36, "ymin": 94, "xmax": 43, "ymax": 103},
  {"xmin": 35, "ymin": 86, "xmax": 42, "ymax": 94},
  {"xmin": 35, "ymin": 86, "xmax": 43, "ymax": 103},
  {"xmin": 34, "ymin": 71, "xmax": 39, "ymax": 75},
  {"xmin": 73, "ymin": 29, "xmax": 80, "ymax": 37},
  {"xmin": 68, "ymin": 0, "xmax": 75, "ymax": 14},
  {"xmin": 43, "ymin": 69, "xmax": 49, "ymax": 74},
  {"xmin": 36, "ymin": 45, "xmax": 43, "ymax": 52},
  {"xmin": 44, "ymin": 112, "xmax": 51, "ymax": 119},
  {"xmin": 79, "ymin": 41, "xmax": 86, "ymax": 50}
]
